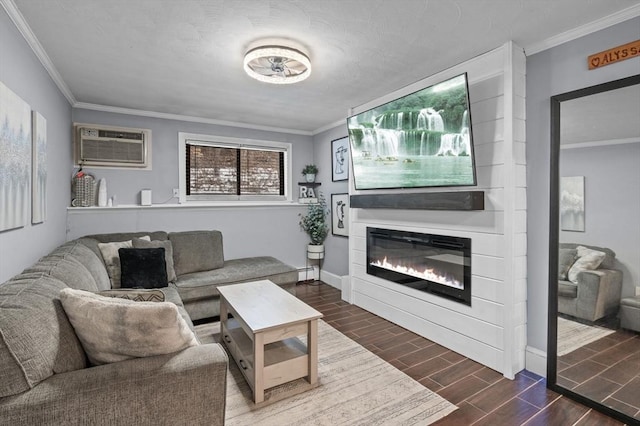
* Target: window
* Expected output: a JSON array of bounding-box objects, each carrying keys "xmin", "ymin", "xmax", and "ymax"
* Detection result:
[{"xmin": 179, "ymin": 133, "xmax": 292, "ymax": 202}]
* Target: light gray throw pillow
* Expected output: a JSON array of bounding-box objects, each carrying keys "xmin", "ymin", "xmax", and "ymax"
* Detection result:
[
  {"xmin": 567, "ymin": 245, "xmax": 606, "ymax": 284},
  {"xmin": 59, "ymin": 288, "xmax": 198, "ymax": 366},
  {"xmin": 98, "ymin": 236, "xmax": 150, "ymax": 288}
]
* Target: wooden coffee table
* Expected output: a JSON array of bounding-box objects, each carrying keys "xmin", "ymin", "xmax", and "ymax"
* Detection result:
[{"xmin": 218, "ymin": 280, "xmax": 323, "ymax": 403}]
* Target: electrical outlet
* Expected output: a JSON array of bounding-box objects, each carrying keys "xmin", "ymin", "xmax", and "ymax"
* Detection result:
[{"xmin": 172, "ymin": 188, "xmax": 180, "ymax": 197}]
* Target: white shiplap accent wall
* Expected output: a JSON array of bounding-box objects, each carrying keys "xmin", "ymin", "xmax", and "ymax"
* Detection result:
[{"xmin": 345, "ymin": 43, "xmax": 526, "ymax": 378}]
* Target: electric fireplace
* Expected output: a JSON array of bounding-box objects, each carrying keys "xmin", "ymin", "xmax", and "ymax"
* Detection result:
[{"xmin": 366, "ymin": 227, "xmax": 471, "ymax": 305}]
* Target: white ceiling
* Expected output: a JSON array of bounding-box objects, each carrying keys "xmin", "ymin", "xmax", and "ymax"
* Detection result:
[{"xmin": 7, "ymin": 0, "xmax": 640, "ymax": 134}]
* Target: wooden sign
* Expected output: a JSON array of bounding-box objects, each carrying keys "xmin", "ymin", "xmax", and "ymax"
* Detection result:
[{"xmin": 588, "ymin": 39, "xmax": 640, "ymax": 70}]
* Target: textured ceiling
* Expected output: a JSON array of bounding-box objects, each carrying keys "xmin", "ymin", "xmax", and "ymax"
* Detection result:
[{"xmin": 10, "ymin": 0, "xmax": 640, "ymax": 133}]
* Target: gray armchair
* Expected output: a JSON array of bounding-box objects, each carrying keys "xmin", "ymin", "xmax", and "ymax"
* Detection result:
[{"xmin": 558, "ymin": 243, "xmax": 623, "ymax": 322}]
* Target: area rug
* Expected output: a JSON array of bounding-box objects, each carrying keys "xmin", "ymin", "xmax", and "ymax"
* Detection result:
[
  {"xmin": 557, "ymin": 317, "xmax": 616, "ymax": 356},
  {"xmin": 195, "ymin": 319, "xmax": 457, "ymax": 425}
]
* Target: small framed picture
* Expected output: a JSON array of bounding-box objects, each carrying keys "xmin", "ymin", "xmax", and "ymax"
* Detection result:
[
  {"xmin": 560, "ymin": 176, "xmax": 585, "ymax": 232},
  {"xmin": 331, "ymin": 193, "xmax": 349, "ymax": 237},
  {"xmin": 331, "ymin": 136, "xmax": 349, "ymax": 182}
]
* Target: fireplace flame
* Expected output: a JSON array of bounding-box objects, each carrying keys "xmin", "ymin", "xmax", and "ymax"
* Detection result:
[{"xmin": 371, "ymin": 257, "xmax": 463, "ymax": 289}]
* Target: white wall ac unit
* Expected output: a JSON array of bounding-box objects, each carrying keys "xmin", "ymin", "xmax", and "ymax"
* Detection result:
[{"xmin": 74, "ymin": 124, "xmax": 151, "ymax": 169}]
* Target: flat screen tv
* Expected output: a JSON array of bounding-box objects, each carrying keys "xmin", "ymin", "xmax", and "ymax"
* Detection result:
[{"xmin": 347, "ymin": 73, "xmax": 477, "ymax": 190}]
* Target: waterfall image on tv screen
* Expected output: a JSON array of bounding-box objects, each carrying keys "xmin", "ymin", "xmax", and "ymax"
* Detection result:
[{"xmin": 347, "ymin": 73, "xmax": 476, "ymax": 190}]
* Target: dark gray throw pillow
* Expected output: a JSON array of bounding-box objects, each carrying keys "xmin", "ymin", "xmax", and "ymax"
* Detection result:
[
  {"xmin": 132, "ymin": 238, "xmax": 177, "ymax": 283},
  {"xmin": 118, "ymin": 248, "xmax": 168, "ymax": 289}
]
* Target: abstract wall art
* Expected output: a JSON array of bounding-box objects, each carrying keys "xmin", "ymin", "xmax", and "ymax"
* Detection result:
[
  {"xmin": 32, "ymin": 111, "xmax": 46, "ymax": 224},
  {"xmin": 0, "ymin": 81, "xmax": 31, "ymax": 232},
  {"xmin": 331, "ymin": 193, "xmax": 349, "ymax": 237},
  {"xmin": 560, "ymin": 176, "xmax": 585, "ymax": 232},
  {"xmin": 331, "ymin": 136, "xmax": 349, "ymax": 182}
]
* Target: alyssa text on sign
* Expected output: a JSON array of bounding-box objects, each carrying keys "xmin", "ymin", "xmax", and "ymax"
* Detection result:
[{"xmin": 588, "ymin": 40, "xmax": 640, "ymax": 70}]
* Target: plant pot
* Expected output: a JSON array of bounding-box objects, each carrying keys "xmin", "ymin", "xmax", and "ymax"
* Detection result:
[
  {"xmin": 307, "ymin": 243, "xmax": 324, "ymax": 259},
  {"xmin": 304, "ymin": 173, "xmax": 316, "ymax": 183}
]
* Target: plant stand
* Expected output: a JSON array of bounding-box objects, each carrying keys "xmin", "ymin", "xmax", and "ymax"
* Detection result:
[
  {"xmin": 303, "ymin": 257, "xmax": 323, "ymax": 285},
  {"xmin": 303, "ymin": 244, "xmax": 324, "ymax": 285}
]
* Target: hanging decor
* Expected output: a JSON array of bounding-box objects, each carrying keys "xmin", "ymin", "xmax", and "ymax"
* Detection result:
[
  {"xmin": 0, "ymin": 81, "xmax": 31, "ymax": 232},
  {"xmin": 32, "ymin": 111, "xmax": 47, "ymax": 224}
]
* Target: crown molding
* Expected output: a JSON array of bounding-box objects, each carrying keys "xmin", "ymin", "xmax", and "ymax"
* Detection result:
[
  {"xmin": 6, "ymin": 0, "xmax": 637, "ymax": 134},
  {"xmin": 73, "ymin": 103, "xmax": 314, "ymax": 136},
  {"xmin": 1, "ymin": 0, "xmax": 76, "ymax": 105},
  {"xmin": 525, "ymin": 4, "xmax": 640, "ymax": 55},
  {"xmin": 312, "ymin": 118, "xmax": 346, "ymax": 135},
  {"xmin": 561, "ymin": 137, "xmax": 640, "ymax": 150}
]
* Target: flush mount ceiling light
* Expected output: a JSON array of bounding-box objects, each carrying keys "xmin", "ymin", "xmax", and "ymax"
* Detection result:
[{"xmin": 243, "ymin": 45, "xmax": 311, "ymax": 84}]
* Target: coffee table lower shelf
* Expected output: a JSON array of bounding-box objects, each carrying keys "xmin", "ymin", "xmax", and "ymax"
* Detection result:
[{"xmin": 221, "ymin": 318, "xmax": 311, "ymax": 398}]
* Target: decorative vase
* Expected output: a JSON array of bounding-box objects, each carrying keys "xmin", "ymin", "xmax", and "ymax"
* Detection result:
[
  {"xmin": 305, "ymin": 173, "xmax": 316, "ymax": 183},
  {"xmin": 97, "ymin": 178, "xmax": 108, "ymax": 207},
  {"xmin": 307, "ymin": 243, "xmax": 324, "ymax": 259}
]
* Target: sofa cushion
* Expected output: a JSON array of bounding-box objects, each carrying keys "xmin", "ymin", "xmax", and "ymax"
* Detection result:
[
  {"xmin": 24, "ymin": 256, "xmax": 99, "ymax": 292},
  {"xmin": 558, "ymin": 280, "xmax": 578, "ymax": 298},
  {"xmin": 558, "ymin": 248, "xmax": 577, "ymax": 281},
  {"xmin": 85, "ymin": 231, "xmax": 169, "ymax": 244},
  {"xmin": 51, "ymin": 240, "xmax": 111, "ymax": 291},
  {"xmin": 119, "ymin": 248, "xmax": 168, "ymax": 289},
  {"xmin": 568, "ymin": 246, "xmax": 606, "ymax": 284},
  {"xmin": 132, "ymin": 238, "xmax": 177, "ymax": 282},
  {"xmin": 174, "ymin": 256, "xmax": 298, "ymax": 302},
  {"xmin": 169, "ymin": 230, "xmax": 224, "ymax": 276},
  {"xmin": 98, "ymin": 236, "xmax": 150, "ymax": 288},
  {"xmin": 59, "ymin": 288, "xmax": 199, "ymax": 366},
  {"xmin": 0, "ymin": 275, "xmax": 87, "ymax": 398}
]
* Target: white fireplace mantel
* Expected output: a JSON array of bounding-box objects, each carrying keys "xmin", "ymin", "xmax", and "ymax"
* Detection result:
[{"xmin": 345, "ymin": 42, "xmax": 527, "ymax": 379}]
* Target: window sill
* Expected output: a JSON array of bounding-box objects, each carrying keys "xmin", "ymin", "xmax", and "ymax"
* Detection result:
[{"xmin": 67, "ymin": 201, "xmax": 309, "ymax": 212}]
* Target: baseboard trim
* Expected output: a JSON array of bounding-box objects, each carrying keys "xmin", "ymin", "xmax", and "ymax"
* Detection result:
[
  {"xmin": 525, "ymin": 346, "xmax": 547, "ymax": 378},
  {"xmin": 320, "ymin": 270, "xmax": 342, "ymax": 290},
  {"xmin": 297, "ymin": 267, "xmax": 344, "ymax": 290}
]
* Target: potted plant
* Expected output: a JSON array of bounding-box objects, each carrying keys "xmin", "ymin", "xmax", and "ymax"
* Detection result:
[
  {"xmin": 302, "ymin": 164, "xmax": 319, "ymax": 183},
  {"xmin": 299, "ymin": 193, "xmax": 329, "ymax": 259}
]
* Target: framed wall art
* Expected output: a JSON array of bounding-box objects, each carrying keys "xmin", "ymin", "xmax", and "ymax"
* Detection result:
[
  {"xmin": 0, "ymin": 81, "xmax": 31, "ymax": 232},
  {"xmin": 331, "ymin": 193, "xmax": 349, "ymax": 237},
  {"xmin": 32, "ymin": 111, "xmax": 47, "ymax": 224},
  {"xmin": 331, "ymin": 136, "xmax": 349, "ymax": 182},
  {"xmin": 560, "ymin": 176, "xmax": 585, "ymax": 232}
]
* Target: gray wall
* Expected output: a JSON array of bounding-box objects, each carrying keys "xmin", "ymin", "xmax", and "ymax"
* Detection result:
[
  {"xmin": 0, "ymin": 9, "xmax": 72, "ymax": 283},
  {"xmin": 560, "ymin": 143, "xmax": 640, "ymax": 298},
  {"xmin": 67, "ymin": 205, "xmax": 310, "ymax": 268},
  {"xmin": 526, "ymin": 16, "xmax": 640, "ymax": 353},
  {"xmin": 70, "ymin": 109, "xmax": 353, "ymax": 278},
  {"xmin": 72, "ymin": 108, "xmax": 314, "ymax": 206},
  {"xmin": 68, "ymin": 108, "xmax": 316, "ymax": 271},
  {"xmin": 311, "ymin": 124, "xmax": 350, "ymax": 277}
]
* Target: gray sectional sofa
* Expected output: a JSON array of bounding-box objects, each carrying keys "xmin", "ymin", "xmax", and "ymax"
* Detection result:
[
  {"xmin": 81, "ymin": 230, "xmax": 299, "ymax": 320},
  {"xmin": 0, "ymin": 229, "xmax": 299, "ymax": 425}
]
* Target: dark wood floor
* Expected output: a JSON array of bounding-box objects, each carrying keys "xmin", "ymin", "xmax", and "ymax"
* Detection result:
[
  {"xmin": 558, "ymin": 325, "xmax": 640, "ymax": 418},
  {"xmin": 295, "ymin": 281, "xmax": 626, "ymax": 426}
]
